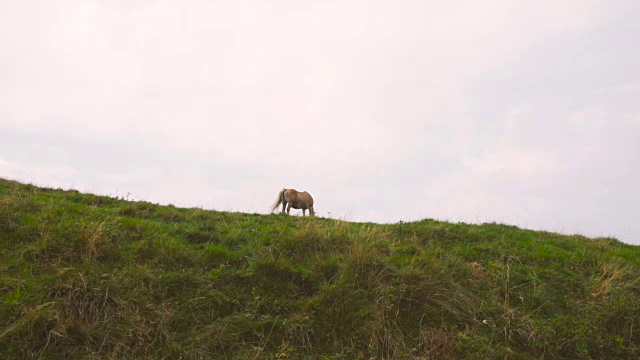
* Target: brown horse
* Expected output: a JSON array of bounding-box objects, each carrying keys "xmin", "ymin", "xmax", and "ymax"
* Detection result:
[{"xmin": 270, "ymin": 188, "xmax": 315, "ymax": 216}]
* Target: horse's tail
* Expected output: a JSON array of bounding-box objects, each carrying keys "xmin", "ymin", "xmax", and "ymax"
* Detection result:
[{"xmin": 270, "ymin": 188, "xmax": 287, "ymax": 212}]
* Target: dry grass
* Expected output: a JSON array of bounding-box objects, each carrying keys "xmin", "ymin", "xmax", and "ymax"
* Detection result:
[
  {"xmin": 84, "ymin": 217, "xmax": 110, "ymax": 264},
  {"xmin": 590, "ymin": 264, "xmax": 640, "ymax": 299}
]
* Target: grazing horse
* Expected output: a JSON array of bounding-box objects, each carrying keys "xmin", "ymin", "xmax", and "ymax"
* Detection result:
[{"xmin": 270, "ymin": 188, "xmax": 315, "ymax": 217}]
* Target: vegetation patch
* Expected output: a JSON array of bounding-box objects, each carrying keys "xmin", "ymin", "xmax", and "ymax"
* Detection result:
[{"xmin": 1, "ymin": 177, "xmax": 639, "ymax": 359}]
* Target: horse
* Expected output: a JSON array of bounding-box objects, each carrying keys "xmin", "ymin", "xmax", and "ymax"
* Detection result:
[{"xmin": 270, "ymin": 188, "xmax": 315, "ymax": 217}]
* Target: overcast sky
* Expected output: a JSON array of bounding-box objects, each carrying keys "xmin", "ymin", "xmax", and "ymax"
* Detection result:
[{"xmin": 1, "ymin": 1, "xmax": 639, "ymax": 243}]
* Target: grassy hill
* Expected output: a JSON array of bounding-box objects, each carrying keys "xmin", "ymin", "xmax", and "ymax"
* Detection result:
[{"xmin": 1, "ymin": 178, "xmax": 639, "ymax": 359}]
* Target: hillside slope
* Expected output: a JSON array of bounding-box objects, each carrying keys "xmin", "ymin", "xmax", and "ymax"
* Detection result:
[{"xmin": 1, "ymin": 178, "xmax": 639, "ymax": 359}]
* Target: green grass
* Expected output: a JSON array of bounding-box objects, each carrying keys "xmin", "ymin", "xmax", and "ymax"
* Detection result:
[{"xmin": 1, "ymin": 177, "xmax": 639, "ymax": 359}]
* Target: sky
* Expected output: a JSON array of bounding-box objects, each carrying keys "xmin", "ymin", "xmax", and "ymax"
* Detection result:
[{"xmin": 1, "ymin": 1, "xmax": 639, "ymax": 243}]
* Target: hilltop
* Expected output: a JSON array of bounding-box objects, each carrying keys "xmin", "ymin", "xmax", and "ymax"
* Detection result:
[{"xmin": 1, "ymin": 178, "xmax": 639, "ymax": 359}]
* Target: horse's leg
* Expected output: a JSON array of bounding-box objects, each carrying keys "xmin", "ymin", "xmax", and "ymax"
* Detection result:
[
  {"xmin": 286, "ymin": 203, "xmax": 292, "ymax": 214},
  {"xmin": 281, "ymin": 197, "xmax": 287, "ymax": 213},
  {"xmin": 303, "ymin": 208, "xmax": 306, "ymax": 216}
]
